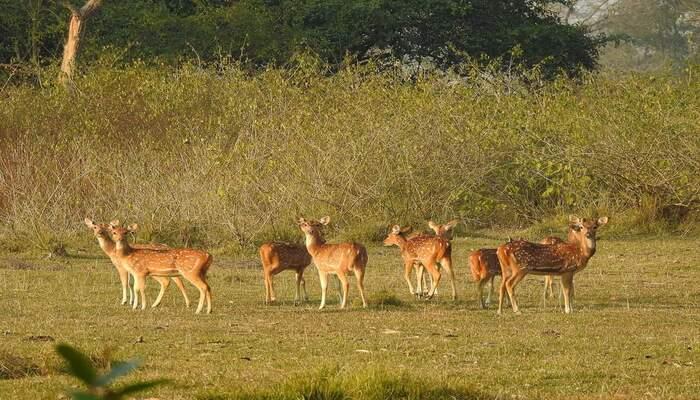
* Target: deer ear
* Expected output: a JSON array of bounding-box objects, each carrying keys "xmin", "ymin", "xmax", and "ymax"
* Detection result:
[
  {"xmin": 428, "ymin": 220, "xmax": 438, "ymax": 231},
  {"xmin": 569, "ymin": 215, "xmax": 582, "ymax": 225},
  {"xmin": 597, "ymin": 216, "xmax": 609, "ymax": 226},
  {"xmin": 319, "ymin": 216, "xmax": 330, "ymax": 225},
  {"xmin": 400, "ymin": 226, "xmax": 413, "ymax": 234},
  {"xmin": 446, "ymin": 219, "xmax": 460, "ymax": 229},
  {"xmin": 84, "ymin": 217, "xmax": 95, "ymax": 227},
  {"xmin": 127, "ymin": 223, "xmax": 138, "ymax": 233},
  {"xmin": 110, "ymin": 219, "xmax": 120, "ymax": 228},
  {"xmin": 297, "ymin": 217, "xmax": 306, "ymax": 225},
  {"xmin": 391, "ymin": 225, "xmax": 401, "ymax": 234}
]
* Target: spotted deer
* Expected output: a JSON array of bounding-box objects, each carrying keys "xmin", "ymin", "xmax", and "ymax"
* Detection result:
[
  {"xmin": 497, "ymin": 215, "xmax": 609, "ymax": 314},
  {"xmin": 469, "ymin": 248, "xmax": 501, "ymax": 308},
  {"xmin": 297, "ymin": 217, "xmax": 367, "ymax": 309},
  {"xmin": 414, "ymin": 220, "xmax": 460, "ymax": 296},
  {"xmin": 84, "ymin": 218, "xmax": 190, "ymax": 308},
  {"xmin": 383, "ymin": 224, "xmax": 457, "ymax": 300},
  {"xmin": 259, "ymin": 242, "xmax": 312, "ymax": 305},
  {"xmin": 109, "ymin": 223, "xmax": 213, "ymax": 314}
]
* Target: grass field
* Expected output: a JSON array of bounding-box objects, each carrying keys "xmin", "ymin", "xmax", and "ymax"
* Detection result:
[{"xmin": 1, "ymin": 235, "xmax": 699, "ymax": 399}]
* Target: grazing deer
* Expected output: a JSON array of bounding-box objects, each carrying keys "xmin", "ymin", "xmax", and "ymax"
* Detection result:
[
  {"xmin": 84, "ymin": 218, "xmax": 190, "ymax": 308},
  {"xmin": 109, "ymin": 224, "xmax": 213, "ymax": 314},
  {"xmin": 384, "ymin": 224, "xmax": 457, "ymax": 300},
  {"xmin": 259, "ymin": 242, "xmax": 312, "ymax": 305},
  {"xmin": 497, "ymin": 215, "xmax": 609, "ymax": 314},
  {"xmin": 297, "ymin": 217, "xmax": 367, "ymax": 310}
]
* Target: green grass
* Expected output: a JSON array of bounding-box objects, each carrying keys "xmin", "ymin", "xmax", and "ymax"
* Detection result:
[{"xmin": 1, "ymin": 236, "xmax": 699, "ymax": 399}]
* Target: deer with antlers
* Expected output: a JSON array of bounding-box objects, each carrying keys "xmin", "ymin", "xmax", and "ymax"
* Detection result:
[
  {"xmin": 297, "ymin": 217, "xmax": 368, "ymax": 309},
  {"xmin": 384, "ymin": 224, "xmax": 457, "ymax": 300},
  {"xmin": 84, "ymin": 218, "xmax": 190, "ymax": 308},
  {"xmin": 109, "ymin": 223, "xmax": 213, "ymax": 314},
  {"xmin": 497, "ymin": 215, "xmax": 608, "ymax": 314},
  {"xmin": 259, "ymin": 242, "xmax": 312, "ymax": 305}
]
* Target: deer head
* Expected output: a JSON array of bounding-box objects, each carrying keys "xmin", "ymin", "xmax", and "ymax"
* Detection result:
[
  {"xmin": 382, "ymin": 224, "xmax": 412, "ymax": 247},
  {"xmin": 568, "ymin": 215, "xmax": 608, "ymax": 252},
  {"xmin": 428, "ymin": 219, "xmax": 460, "ymax": 239},
  {"xmin": 84, "ymin": 218, "xmax": 110, "ymax": 240}
]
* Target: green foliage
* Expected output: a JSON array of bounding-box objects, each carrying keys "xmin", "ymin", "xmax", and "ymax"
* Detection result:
[
  {"xmin": 0, "ymin": 63, "xmax": 698, "ymax": 252},
  {"xmin": 0, "ymin": 0, "xmax": 603, "ymax": 77},
  {"xmin": 55, "ymin": 344, "xmax": 167, "ymax": 400}
]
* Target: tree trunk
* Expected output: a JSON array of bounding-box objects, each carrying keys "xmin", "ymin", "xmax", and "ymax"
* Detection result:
[{"xmin": 59, "ymin": 0, "xmax": 103, "ymax": 89}]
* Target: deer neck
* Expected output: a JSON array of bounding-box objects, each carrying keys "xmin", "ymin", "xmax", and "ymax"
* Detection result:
[
  {"xmin": 567, "ymin": 235, "xmax": 596, "ymax": 262},
  {"xmin": 96, "ymin": 235, "xmax": 116, "ymax": 257},
  {"xmin": 304, "ymin": 231, "xmax": 326, "ymax": 256},
  {"xmin": 114, "ymin": 239, "xmax": 134, "ymax": 257}
]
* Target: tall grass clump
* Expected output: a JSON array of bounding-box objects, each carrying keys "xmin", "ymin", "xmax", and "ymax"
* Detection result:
[{"xmin": 0, "ymin": 62, "xmax": 698, "ymax": 253}]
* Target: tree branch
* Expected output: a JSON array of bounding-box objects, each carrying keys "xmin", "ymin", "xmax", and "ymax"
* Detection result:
[
  {"xmin": 80, "ymin": 0, "xmax": 103, "ymax": 19},
  {"xmin": 62, "ymin": 1, "xmax": 80, "ymax": 16}
]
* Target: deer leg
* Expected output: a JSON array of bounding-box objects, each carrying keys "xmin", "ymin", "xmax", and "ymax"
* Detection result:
[
  {"xmin": 294, "ymin": 270, "xmax": 303, "ymax": 305},
  {"xmin": 116, "ymin": 267, "xmax": 129, "ymax": 305},
  {"xmin": 497, "ymin": 272, "xmax": 507, "ymax": 315},
  {"xmin": 506, "ymin": 271, "xmax": 527, "ymax": 314},
  {"xmin": 487, "ymin": 275, "xmax": 495, "ymax": 306},
  {"xmin": 204, "ymin": 279, "xmax": 212, "ymax": 314},
  {"xmin": 268, "ymin": 272, "xmax": 277, "ymax": 303},
  {"xmin": 561, "ymin": 273, "xmax": 574, "ymax": 314},
  {"xmin": 263, "ymin": 271, "xmax": 271, "ymax": 304},
  {"xmin": 172, "ymin": 277, "xmax": 190, "ymax": 308},
  {"xmin": 440, "ymin": 257, "xmax": 457, "ymax": 301},
  {"xmin": 151, "ymin": 276, "xmax": 170, "ymax": 308},
  {"xmin": 318, "ymin": 271, "xmax": 329, "ymax": 310},
  {"xmin": 415, "ymin": 263, "xmax": 424, "ymax": 296},
  {"xmin": 194, "ymin": 279, "xmax": 208, "ymax": 314},
  {"xmin": 354, "ymin": 268, "xmax": 367, "ymax": 308},
  {"xmin": 477, "ymin": 278, "xmax": 486, "ymax": 309},
  {"xmin": 132, "ymin": 275, "xmax": 147, "ymax": 311},
  {"xmin": 300, "ymin": 270, "xmax": 309, "ymax": 301},
  {"xmin": 403, "ymin": 260, "xmax": 417, "ymax": 296},
  {"xmin": 337, "ymin": 273, "xmax": 350, "ymax": 309},
  {"xmin": 425, "ymin": 261, "xmax": 441, "ymax": 300}
]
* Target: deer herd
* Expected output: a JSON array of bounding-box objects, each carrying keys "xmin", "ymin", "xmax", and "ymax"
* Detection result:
[{"xmin": 85, "ymin": 214, "xmax": 608, "ymax": 315}]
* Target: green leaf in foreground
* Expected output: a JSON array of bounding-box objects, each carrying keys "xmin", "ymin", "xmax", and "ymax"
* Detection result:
[{"xmin": 55, "ymin": 344, "xmax": 97, "ymax": 386}]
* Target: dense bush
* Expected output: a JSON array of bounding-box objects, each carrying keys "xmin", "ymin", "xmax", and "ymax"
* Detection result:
[
  {"xmin": 0, "ymin": 0, "xmax": 601, "ymax": 77},
  {"xmin": 0, "ymin": 63, "xmax": 698, "ymax": 252}
]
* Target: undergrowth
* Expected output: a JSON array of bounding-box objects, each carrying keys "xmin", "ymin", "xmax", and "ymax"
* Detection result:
[{"xmin": 0, "ymin": 63, "xmax": 698, "ymax": 253}]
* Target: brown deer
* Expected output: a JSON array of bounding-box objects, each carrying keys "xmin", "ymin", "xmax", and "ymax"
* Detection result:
[
  {"xmin": 259, "ymin": 242, "xmax": 312, "ymax": 305},
  {"xmin": 468, "ymin": 248, "xmax": 501, "ymax": 308},
  {"xmin": 84, "ymin": 218, "xmax": 190, "ymax": 308},
  {"xmin": 297, "ymin": 217, "xmax": 368, "ymax": 309},
  {"xmin": 414, "ymin": 220, "xmax": 460, "ymax": 296},
  {"xmin": 497, "ymin": 215, "xmax": 608, "ymax": 314},
  {"xmin": 383, "ymin": 224, "xmax": 457, "ymax": 300},
  {"xmin": 109, "ymin": 223, "xmax": 213, "ymax": 314}
]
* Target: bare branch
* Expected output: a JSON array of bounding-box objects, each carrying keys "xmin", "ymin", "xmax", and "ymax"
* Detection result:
[
  {"xmin": 80, "ymin": 0, "xmax": 103, "ymax": 19},
  {"xmin": 62, "ymin": 1, "xmax": 80, "ymax": 16}
]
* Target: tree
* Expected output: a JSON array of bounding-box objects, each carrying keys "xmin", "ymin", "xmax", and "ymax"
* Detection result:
[{"xmin": 59, "ymin": 0, "xmax": 103, "ymax": 89}]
